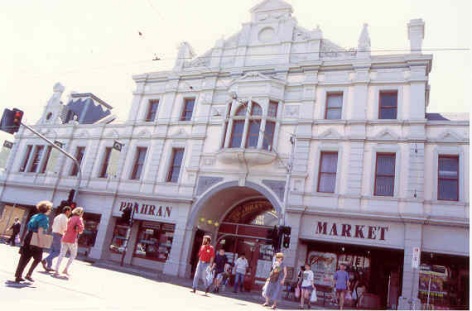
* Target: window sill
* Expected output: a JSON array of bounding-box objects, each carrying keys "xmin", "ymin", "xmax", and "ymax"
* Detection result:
[{"xmin": 216, "ymin": 148, "xmax": 277, "ymax": 165}]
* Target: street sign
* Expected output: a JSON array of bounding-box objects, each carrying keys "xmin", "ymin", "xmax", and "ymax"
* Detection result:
[{"xmin": 412, "ymin": 247, "xmax": 421, "ymax": 269}]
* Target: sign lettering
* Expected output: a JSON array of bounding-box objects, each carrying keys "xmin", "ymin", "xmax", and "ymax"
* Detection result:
[
  {"xmin": 119, "ymin": 201, "xmax": 172, "ymax": 219},
  {"xmin": 315, "ymin": 221, "xmax": 389, "ymax": 241}
]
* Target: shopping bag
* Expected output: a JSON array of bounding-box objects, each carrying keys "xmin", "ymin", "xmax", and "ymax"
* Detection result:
[
  {"xmin": 30, "ymin": 232, "xmax": 53, "ymax": 249},
  {"xmin": 205, "ymin": 267, "xmax": 214, "ymax": 285},
  {"xmin": 295, "ymin": 285, "xmax": 300, "ymax": 298},
  {"xmin": 15, "ymin": 235, "xmax": 20, "ymax": 245},
  {"xmin": 310, "ymin": 287, "xmax": 318, "ymax": 302},
  {"xmin": 352, "ymin": 288, "xmax": 358, "ymax": 300},
  {"xmin": 262, "ymin": 279, "xmax": 269, "ymax": 298}
]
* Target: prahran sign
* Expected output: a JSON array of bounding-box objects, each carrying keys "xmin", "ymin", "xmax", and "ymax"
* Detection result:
[{"xmin": 119, "ymin": 201, "xmax": 172, "ymax": 219}]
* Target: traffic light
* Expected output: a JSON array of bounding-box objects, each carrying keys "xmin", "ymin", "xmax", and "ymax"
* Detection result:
[
  {"xmin": 282, "ymin": 234, "xmax": 291, "ymax": 248},
  {"xmin": 55, "ymin": 200, "xmax": 69, "ymax": 215},
  {"xmin": 281, "ymin": 226, "xmax": 292, "ymax": 249},
  {"xmin": 121, "ymin": 207, "xmax": 132, "ymax": 225},
  {"xmin": 266, "ymin": 225, "xmax": 282, "ymax": 251},
  {"xmin": 12, "ymin": 109, "xmax": 23, "ymax": 133}
]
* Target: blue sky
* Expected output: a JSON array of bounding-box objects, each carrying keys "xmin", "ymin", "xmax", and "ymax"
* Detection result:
[{"xmin": 0, "ymin": 0, "xmax": 470, "ymax": 123}]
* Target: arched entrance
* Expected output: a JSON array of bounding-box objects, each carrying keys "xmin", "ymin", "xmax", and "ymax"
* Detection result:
[
  {"xmin": 187, "ymin": 181, "xmax": 283, "ymax": 290},
  {"xmin": 216, "ymin": 199, "xmax": 278, "ymax": 291}
]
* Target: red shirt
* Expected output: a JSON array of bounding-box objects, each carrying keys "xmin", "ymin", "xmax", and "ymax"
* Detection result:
[{"xmin": 198, "ymin": 244, "xmax": 215, "ymax": 263}]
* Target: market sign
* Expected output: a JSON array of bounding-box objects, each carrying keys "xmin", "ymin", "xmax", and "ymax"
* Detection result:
[{"xmin": 315, "ymin": 221, "xmax": 389, "ymax": 241}]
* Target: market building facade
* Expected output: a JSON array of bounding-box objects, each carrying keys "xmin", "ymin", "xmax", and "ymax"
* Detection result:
[{"xmin": 0, "ymin": 1, "xmax": 468, "ymax": 309}]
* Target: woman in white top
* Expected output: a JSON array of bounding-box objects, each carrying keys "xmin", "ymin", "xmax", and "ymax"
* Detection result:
[{"xmin": 300, "ymin": 263, "xmax": 316, "ymax": 309}]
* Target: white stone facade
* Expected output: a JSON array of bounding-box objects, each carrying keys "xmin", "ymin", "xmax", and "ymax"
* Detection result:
[{"xmin": 0, "ymin": 1, "xmax": 468, "ymax": 309}]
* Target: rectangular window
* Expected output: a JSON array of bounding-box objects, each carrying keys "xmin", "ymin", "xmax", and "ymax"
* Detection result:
[
  {"xmin": 29, "ymin": 146, "xmax": 45, "ymax": 173},
  {"xmin": 180, "ymin": 98, "xmax": 195, "ymax": 121},
  {"xmin": 145, "ymin": 99, "xmax": 159, "ymax": 122},
  {"xmin": 438, "ymin": 155, "xmax": 459, "ymax": 201},
  {"xmin": 325, "ymin": 92, "xmax": 343, "ymax": 120},
  {"xmin": 318, "ymin": 152, "xmax": 338, "ymax": 193},
  {"xmin": 167, "ymin": 148, "xmax": 184, "ymax": 182},
  {"xmin": 39, "ymin": 146, "xmax": 52, "ymax": 173},
  {"xmin": 230, "ymin": 120, "xmax": 244, "ymax": 148},
  {"xmin": 379, "ymin": 91, "xmax": 398, "ymax": 119},
  {"xmin": 246, "ymin": 121, "xmax": 260, "ymax": 148},
  {"xmin": 20, "ymin": 145, "xmax": 33, "ymax": 172},
  {"xmin": 262, "ymin": 121, "xmax": 275, "ymax": 150},
  {"xmin": 133, "ymin": 222, "xmax": 175, "ymax": 262},
  {"xmin": 130, "ymin": 147, "xmax": 147, "ymax": 180},
  {"xmin": 268, "ymin": 101, "xmax": 278, "ymax": 118},
  {"xmin": 71, "ymin": 147, "xmax": 85, "ymax": 176},
  {"xmin": 374, "ymin": 153, "xmax": 396, "ymax": 196},
  {"xmin": 99, "ymin": 147, "xmax": 112, "ymax": 178}
]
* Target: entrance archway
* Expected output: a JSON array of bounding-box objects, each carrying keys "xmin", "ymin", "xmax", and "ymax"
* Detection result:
[{"xmin": 187, "ymin": 181, "xmax": 283, "ymax": 290}]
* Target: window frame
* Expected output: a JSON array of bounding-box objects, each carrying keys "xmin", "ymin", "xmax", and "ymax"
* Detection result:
[
  {"xmin": 374, "ymin": 152, "xmax": 396, "ymax": 197},
  {"xmin": 180, "ymin": 98, "xmax": 195, "ymax": 121},
  {"xmin": 378, "ymin": 90, "xmax": 398, "ymax": 120},
  {"xmin": 130, "ymin": 147, "xmax": 147, "ymax": 180},
  {"xmin": 437, "ymin": 155, "xmax": 459, "ymax": 201},
  {"xmin": 71, "ymin": 146, "xmax": 85, "ymax": 176},
  {"xmin": 19, "ymin": 145, "xmax": 33, "ymax": 172},
  {"xmin": 166, "ymin": 148, "xmax": 184, "ymax": 183},
  {"xmin": 145, "ymin": 99, "xmax": 159, "ymax": 122},
  {"xmin": 317, "ymin": 151, "xmax": 338, "ymax": 193},
  {"xmin": 325, "ymin": 92, "xmax": 343, "ymax": 120},
  {"xmin": 99, "ymin": 147, "xmax": 112, "ymax": 178}
]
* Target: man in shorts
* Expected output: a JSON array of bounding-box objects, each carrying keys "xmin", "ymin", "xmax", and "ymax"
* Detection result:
[{"xmin": 333, "ymin": 262, "xmax": 350, "ymax": 310}]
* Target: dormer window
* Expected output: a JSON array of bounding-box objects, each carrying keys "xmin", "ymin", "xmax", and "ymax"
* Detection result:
[{"xmin": 223, "ymin": 100, "xmax": 279, "ymax": 151}]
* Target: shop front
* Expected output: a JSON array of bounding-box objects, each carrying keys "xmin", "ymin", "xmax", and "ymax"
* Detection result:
[
  {"xmin": 298, "ymin": 216, "xmax": 406, "ymax": 309},
  {"xmin": 108, "ymin": 198, "xmax": 179, "ymax": 271}
]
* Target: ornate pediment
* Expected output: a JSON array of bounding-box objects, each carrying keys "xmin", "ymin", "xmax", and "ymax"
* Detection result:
[
  {"xmin": 319, "ymin": 128, "xmax": 342, "ymax": 140},
  {"xmin": 437, "ymin": 130, "xmax": 465, "ymax": 143},
  {"xmin": 374, "ymin": 129, "xmax": 399, "ymax": 141},
  {"xmin": 230, "ymin": 71, "xmax": 285, "ymax": 86},
  {"xmin": 169, "ymin": 128, "xmax": 189, "ymax": 140}
]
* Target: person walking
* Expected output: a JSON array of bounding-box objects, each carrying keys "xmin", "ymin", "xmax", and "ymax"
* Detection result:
[
  {"xmin": 13, "ymin": 201, "xmax": 53, "ymax": 282},
  {"xmin": 213, "ymin": 248, "xmax": 228, "ymax": 293},
  {"xmin": 191, "ymin": 235, "xmax": 215, "ymax": 294},
  {"xmin": 41, "ymin": 206, "xmax": 71, "ymax": 272},
  {"xmin": 263, "ymin": 252, "xmax": 288, "ymax": 309},
  {"xmin": 333, "ymin": 262, "xmax": 350, "ymax": 310},
  {"xmin": 7, "ymin": 217, "xmax": 21, "ymax": 246},
  {"xmin": 299, "ymin": 263, "xmax": 316, "ymax": 309},
  {"xmin": 53, "ymin": 207, "xmax": 84, "ymax": 277},
  {"xmin": 233, "ymin": 253, "xmax": 249, "ymax": 293}
]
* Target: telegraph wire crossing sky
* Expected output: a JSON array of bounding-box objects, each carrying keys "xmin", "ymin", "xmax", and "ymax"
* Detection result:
[{"xmin": 0, "ymin": 0, "xmax": 469, "ymax": 124}]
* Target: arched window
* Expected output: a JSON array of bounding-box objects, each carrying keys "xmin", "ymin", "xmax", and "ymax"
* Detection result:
[{"xmin": 224, "ymin": 100, "xmax": 279, "ymax": 151}]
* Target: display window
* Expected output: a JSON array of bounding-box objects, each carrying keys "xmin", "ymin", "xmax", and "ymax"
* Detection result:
[
  {"xmin": 109, "ymin": 224, "xmax": 129, "ymax": 254},
  {"xmin": 78, "ymin": 213, "xmax": 100, "ymax": 248},
  {"xmin": 134, "ymin": 221, "xmax": 175, "ymax": 262}
]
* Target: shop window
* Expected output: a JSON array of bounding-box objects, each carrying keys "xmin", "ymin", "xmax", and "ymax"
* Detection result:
[
  {"xmin": 145, "ymin": 99, "xmax": 159, "ymax": 122},
  {"xmin": 180, "ymin": 98, "xmax": 195, "ymax": 121},
  {"xmin": 109, "ymin": 224, "xmax": 129, "ymax": 254},
  {"xmin": 70, "ymin": 146, "xmax": 85, "ymax": 176},
  {"xmin": 166, "ymin": 148, "xmax": 184, "ymax": 182},
  {"xmin": 78, "ymin": 213, "xmax": 100, "ymax": 248},
  {"xmin": 374, "ymin": 153, "xmax": 396, "ymax": 196},
  {"xmin": 378, "ymin": 91, "xmax": 398, "ymax": 119},
  {"xmin": 438, "ymin": 155, "xmax": 459, "ymax": 201},
  {"xmin": 317, "ymin": 152, "xmax": 338, "ymax": 193},
  {"xmin": 325, "ymin": 92, "xmax": 343, "ymax": 120},
  {"xmin": 134, "ymin": 221, "xmax": 175, "ymax": 262}
]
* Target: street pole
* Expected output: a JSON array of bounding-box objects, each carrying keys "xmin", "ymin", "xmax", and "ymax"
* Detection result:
[
  {"xmin": 281, "ymin": 134, "xmax": 295, "ymax": 227},
  {"xmin": 120, "ymin": 206, "xmax": 135, "ymax": 267},
  {"xmin": 20, "ymin": 122, "xmax": 81, "ymax": 200}
]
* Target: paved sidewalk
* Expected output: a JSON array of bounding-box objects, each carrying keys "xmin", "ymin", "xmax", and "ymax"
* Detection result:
[{"xmin": 92, "ymin": 259, "xmax": 337, "ymax": 310}]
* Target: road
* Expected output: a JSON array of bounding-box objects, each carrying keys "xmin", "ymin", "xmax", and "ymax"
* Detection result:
[{"xmin": 0, "ymin": 243, "xmax": 311, "ymax": 310}]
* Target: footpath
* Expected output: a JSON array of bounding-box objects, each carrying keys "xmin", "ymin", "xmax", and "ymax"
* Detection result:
[{"xmin": 91, "ymin": 258, "xmax": 337, "ymax": 310}]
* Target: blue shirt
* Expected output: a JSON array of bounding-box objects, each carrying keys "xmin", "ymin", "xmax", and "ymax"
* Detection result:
[
  {"xmin": 27, "ymin": 213, "xmax": 49, "ymax": 232},
  {"xmin": 334, "ymin": 270, "xmax": 349, "ymax": 290}
]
